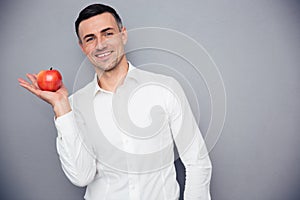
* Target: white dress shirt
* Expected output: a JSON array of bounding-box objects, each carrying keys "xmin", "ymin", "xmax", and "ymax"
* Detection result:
[{"xmin": 55, "ymin": 62, "xmax": 212, "ymax": 200}]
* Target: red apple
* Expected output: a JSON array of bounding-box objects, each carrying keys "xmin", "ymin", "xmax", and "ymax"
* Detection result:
[{"xmin": 37, "ymin": 67, "xmax": 62, "ymax": 92}]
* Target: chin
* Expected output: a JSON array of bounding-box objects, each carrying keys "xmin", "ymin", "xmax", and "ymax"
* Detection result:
[
  {"xmin": 95, "ymin": 62, "xmax": 117, "ymax": 72},
  {"xmin": 104, "ymin": 64, "xmax": 117, "ymax": 72}
]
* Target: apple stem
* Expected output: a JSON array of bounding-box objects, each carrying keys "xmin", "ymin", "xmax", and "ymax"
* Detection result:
[{"xmin": 50, "ymin": 67, "xmax": 53, "ymax": 70}]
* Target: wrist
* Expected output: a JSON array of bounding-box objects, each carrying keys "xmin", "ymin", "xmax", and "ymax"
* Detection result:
[{"xmin": 53, "ymin": 97, "xmax": 71, "ymax": 118}]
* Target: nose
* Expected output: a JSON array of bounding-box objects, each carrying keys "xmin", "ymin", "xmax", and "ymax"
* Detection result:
[{"xmin": 95, "ymin": 36, "xmax": 107, "ymax": 50}]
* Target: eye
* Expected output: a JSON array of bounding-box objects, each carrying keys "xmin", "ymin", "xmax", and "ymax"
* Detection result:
[
  {"xmin": 105, "ymin": 32, "xmax": 114, "ymax": 37},
  {"xmin": 85, "ymin": 37, "xmax": 94, "ymax": 43}
]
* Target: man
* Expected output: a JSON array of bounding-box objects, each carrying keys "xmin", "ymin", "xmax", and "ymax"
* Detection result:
[{"xmin": 18, "ymin": 3, "xmax": 212, "ymax": 200}]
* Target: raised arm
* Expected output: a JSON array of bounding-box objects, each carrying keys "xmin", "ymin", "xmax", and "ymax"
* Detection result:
[{"xmin": 18, "ymin": 73, "xmax": 97, "ymax": 186}]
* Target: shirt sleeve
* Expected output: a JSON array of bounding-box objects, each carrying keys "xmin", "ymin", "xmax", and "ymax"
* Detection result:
[
  {"xmin": 55, "ymin": 110, "xmax": 97, "ymax": 187},
  {"xmin": 167, "ymin": 78, "xmax": 212, "ymax": 200}
]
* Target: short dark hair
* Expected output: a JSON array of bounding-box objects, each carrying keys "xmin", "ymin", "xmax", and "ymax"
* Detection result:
[{"xmin": 75, "ymin": 3, "xmax": 123, "ymax": 41}]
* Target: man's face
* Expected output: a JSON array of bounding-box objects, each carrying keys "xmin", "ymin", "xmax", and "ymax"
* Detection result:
[{"xmin": 78, "ymin": 13, "xmax": 127, "ymax": 71}]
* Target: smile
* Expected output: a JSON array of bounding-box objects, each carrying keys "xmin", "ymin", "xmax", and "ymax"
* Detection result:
[{"xmin": 95, "ymin": 51, "xmax": 112, "ymax": 58}]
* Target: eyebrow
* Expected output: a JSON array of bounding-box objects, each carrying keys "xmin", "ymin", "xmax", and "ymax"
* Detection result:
[
  {"xmin": 82, "ymin": 27, "xmax": 115, "ymax": 41},
  {"xmin": 101, "ymin": 27, "xmax": 115, "ymax": 33}
]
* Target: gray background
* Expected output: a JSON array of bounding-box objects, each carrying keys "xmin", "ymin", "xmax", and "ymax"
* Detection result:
[{"xmin": 1, "ymin": 0, "xmax": 300, "ymax": 199}]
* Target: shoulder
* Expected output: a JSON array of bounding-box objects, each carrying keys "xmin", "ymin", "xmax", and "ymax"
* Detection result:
[
  {"xmin": 128, "ymin": 68, "xmax": 186, "ymax": 103},
  {"xmin": 129, "ymin": 68, "xmax": 181, "ymax": 88},
  {"xmin": 68, "ymin": 80, "xmax": 94, "ymax": 105}
]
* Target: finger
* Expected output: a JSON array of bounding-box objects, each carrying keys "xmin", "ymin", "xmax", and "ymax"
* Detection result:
[
  {"xmin": 18, "ymin": 77, "xmax": 33, "ymax": 87},
  {"xmin": 18, "ymin": 78, "xmax": 29, "ymax": 84},
  {"xmin": 26, "ymin": 73, "xmax": 37, "ymax": 82},
  {"xmin": 19, "ymin": 81, "xmax": 38, "ymax": 94},
  {"xmin": 19, "ymin": 75, "xmax": 39, "ymax": 93},
  {"xmin": 55, "ymin": 83, "xmax": 68, "ymax": 95},
  {"xmin": 18, "ymin": 78, "xmax": 41, "ymax": 95},
  {"xmin": 26, "ymin": 73, "xmax": 39, "ymax": 89},
  {"xmin": 60, "ymin": 83, "xmax": 67, "ymax": 89}
]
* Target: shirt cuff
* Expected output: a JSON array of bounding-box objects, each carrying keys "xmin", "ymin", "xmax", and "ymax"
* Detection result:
[{"xmin": 54, "ymin": 111, "xmax": 78, "ymax": 138}]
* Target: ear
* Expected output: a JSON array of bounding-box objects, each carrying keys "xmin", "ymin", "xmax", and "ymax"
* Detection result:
[{"xmin": 121, "ymin": 27, "xmax": 128, "ymax": 45}]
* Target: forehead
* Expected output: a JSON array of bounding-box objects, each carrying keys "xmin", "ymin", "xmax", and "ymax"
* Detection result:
[{"xmin": 78, "ymin": 13, "xmax": 119, "ymax": 37}]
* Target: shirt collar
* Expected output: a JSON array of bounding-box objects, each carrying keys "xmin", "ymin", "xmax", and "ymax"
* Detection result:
[{"xmin": 93, "ymin": 61, "xmax": 136, "ymax": 96}]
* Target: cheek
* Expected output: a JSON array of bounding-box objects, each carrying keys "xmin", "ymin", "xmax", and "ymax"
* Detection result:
[
  {"xmin": 80, "ymin": 43, "xmax": 95, "ymax": 55},
  {"xmin": 114, "ymin": 40, "xmax": 125, "ymax": 52},
  {"xmin": 84, "ymin": 47, "xmax": 94, "ymax": 56}
]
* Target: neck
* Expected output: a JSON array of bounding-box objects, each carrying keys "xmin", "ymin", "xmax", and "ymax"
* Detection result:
[{"xmin": 95, "ymin": 57, "xmax": 129, "ymax": 92}]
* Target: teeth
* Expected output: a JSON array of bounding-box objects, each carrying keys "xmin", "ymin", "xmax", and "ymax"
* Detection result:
[{"xmin": 96, "ymin": 52, "xmax": 111, "ymax": 58}]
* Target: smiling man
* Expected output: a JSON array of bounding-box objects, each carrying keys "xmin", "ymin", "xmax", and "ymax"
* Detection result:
[
  {"xmin": 76, "ymin": 5, "xmax": 129, "ymax": 92},
  {"xmin": 18, "ymin": 3, "xmax": 212, "ymax": 200}
]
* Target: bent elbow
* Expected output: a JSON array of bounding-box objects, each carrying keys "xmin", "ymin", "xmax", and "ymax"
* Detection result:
[
  {"xmin": 70, "ymin": 177, "xmax": 91, "ymax": 187},
  {"xmin": 61, "ymin": 164, "xmax": 96, "ymax": 187}
]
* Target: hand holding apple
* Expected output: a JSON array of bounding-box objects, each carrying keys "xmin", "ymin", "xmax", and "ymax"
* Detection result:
[
  {"xmin": 37, "ymin": 67, "xmax": 62, "ymax": 92},
  {"xmin": 18, "ymin": 68, "xmax": 71, "ymax": 117}
]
